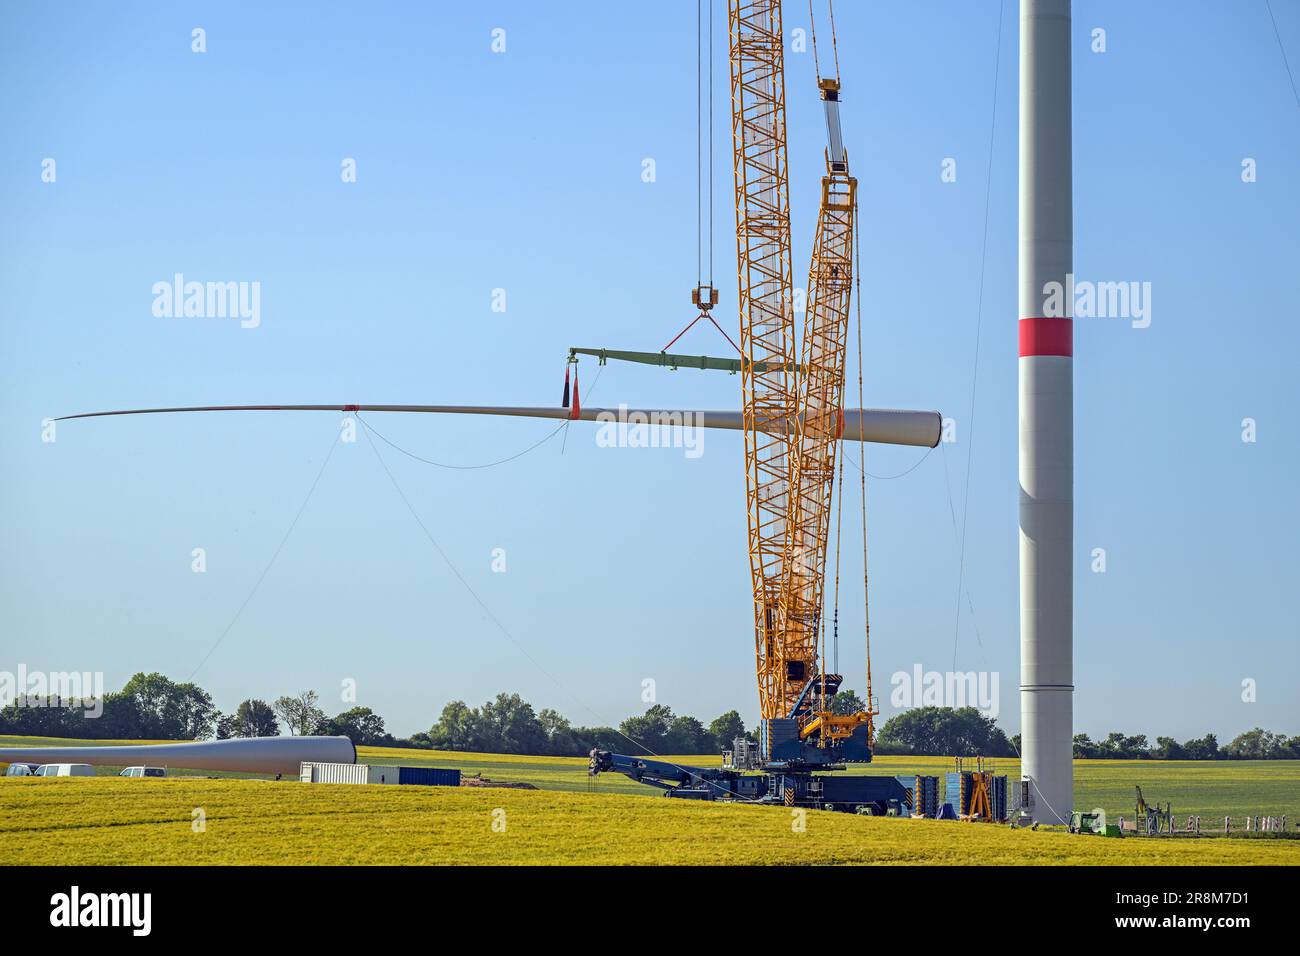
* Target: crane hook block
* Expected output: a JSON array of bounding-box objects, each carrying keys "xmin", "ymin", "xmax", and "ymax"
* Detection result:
[{"xmin": 691, "ymin": 285, "xmax": 719, "ymax": 312}]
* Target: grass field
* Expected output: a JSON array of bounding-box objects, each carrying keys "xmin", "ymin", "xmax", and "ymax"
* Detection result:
[
  {"xmin": 3, "ymin": 776, "xmax": 1299, "ymax": 866},
  {"xmin": 3, "ymin": 736, "xmax": 1297, "ymax": 865},
  {"xmin": 345, "ymin": 746, "xmax": 1300, "ymax": 826}
]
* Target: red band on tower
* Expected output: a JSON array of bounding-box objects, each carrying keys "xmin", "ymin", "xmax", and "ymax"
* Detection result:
[{"xmin": 1018, "ymin": 317, "xmax": 1073, "ymax": 357}]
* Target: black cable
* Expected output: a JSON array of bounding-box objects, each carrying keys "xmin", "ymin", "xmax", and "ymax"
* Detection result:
[
  {"xmin": 951, "ymin": 0, "xmax": 1004, "ymax": 674},
  {"xmin": 188, "ymin": 427, "xmax": 339, "ymax": 678},
  {"xmin": 845, "ymin": 444, "xmax": 934, "ymax": 481},
  {"xmin": 360, "ymin": 419, "xmax": 747, "ymax": 799},
  {"xmin": 1266, "ymin": 0, "xmax": 1300, "ymax": 113},
  {"xmin": 358, "ymin": 414, "xmax": 565, "ymax": 470}
]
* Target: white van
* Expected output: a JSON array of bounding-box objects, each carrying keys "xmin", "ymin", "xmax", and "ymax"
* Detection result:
[
  {"xmin": 34, "ymin": 763, "xmax": 95, "ymax": 777},
  {"xmin": 4, "ymin": 763, "xmax": 41, "ymax": 776},
  {"xmin": 119, "ymin": 766, "xmax": 166, "ymax": 778}
]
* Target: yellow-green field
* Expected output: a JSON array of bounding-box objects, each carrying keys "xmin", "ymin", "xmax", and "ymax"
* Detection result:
[
  {"xmin": 3, "ymin": 776, "xmax": 1298, "ymax": 866},
  {"xmin": 3, "ymin": 736, "xmax": 1297, "ymax": 865},
  {"xmin": 348, "ymin": 746, "xmax": 1300, "ymax": 826}
]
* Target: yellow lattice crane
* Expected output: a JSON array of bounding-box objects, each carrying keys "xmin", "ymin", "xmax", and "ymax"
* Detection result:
[{"xmin": 729, "ymin": 0, "xmax": 870, "ymax": 755}]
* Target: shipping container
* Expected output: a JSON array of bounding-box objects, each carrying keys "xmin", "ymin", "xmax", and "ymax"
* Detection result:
[
  {"xmin": 300, "ymin": 761, "xmax": 368, "ymax": 784},
  {"xmin": 990, "ymin": 774, "xmax": 1008, "ymax": 822},
  {"xmin": 366, "ymin": 764, "xmax": 402, "ymax": 784},
  {"xmin": 300, "ymin": 760, "xmax": 462, "ymax": 787},
  {"xmin": 397, "ymin": 766, "xmax": 461, "ymax": 787}
]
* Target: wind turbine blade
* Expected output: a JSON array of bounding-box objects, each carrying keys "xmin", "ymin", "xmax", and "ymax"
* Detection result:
[{"xmin": 55, "ymin": 404, "xmax": 941, "ymax": 447}]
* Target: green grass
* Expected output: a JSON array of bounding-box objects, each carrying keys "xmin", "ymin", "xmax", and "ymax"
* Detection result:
[
  {"xmin": 351, "ymin": 746, "xmax": 1300, "ymax": 826},
  {"xmin": 3, "ymin": 776, "xmax": 1298, "ymax": 866},
  {"xmin": 4, "ymin": 736, "xmax": 1296, "ymax": 864}
]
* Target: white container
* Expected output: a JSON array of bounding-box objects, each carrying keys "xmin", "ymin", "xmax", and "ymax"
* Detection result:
[
  {"xmin": 299, "ymin": 761, "xmax": 368, "ymax": 784},
  {"xmin": 366, "ymin": 765, "xmax": 401, "ymax": 785}
]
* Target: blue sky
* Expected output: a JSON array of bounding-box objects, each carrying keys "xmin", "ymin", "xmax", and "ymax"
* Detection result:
[{"xmin": 1, "ymin": 1, "xmax": 1297, "ymax": 741}]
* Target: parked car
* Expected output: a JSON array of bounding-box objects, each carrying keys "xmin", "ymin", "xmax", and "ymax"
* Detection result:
[
  {"xmin": 118, "ymin": 766, "xmax": 166, "ymax": 778},
  {"xmin": 33, "ymin": 763, "xmax": 95, "ymax": 777},
  {"xmin": 4, "ymin": 763, "xmax": 41, "ymax": 776}
]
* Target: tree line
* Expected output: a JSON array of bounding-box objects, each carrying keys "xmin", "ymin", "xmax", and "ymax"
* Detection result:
[
  {"xmin": 1071, "ymin": 729, "xmax": 1300, "ymax": 761},
  {"xmin": 0, "ymin": 673, "xmax": 395, "ymax": 746},
  {"xmin": 2, "ymin": 675, "xmax": 1295, "ymax": 761}
]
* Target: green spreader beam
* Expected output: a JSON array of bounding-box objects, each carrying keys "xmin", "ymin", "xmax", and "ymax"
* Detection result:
[{"xmin": 568, "ymin": 347, "xmax": 799, "ymax": 375}]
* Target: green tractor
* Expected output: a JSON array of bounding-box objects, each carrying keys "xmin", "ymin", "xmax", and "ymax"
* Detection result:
[{"xmin": 1069, "ymin": 807, "xmax": 1122, "ymax": 837}]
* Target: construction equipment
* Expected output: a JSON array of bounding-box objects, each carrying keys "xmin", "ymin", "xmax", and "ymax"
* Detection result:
[
  {"xmin": 585, "ymin": 0, "xmax": 935, "ymax": 812},
  {"xmin": 945, "ymin": 757, "xmax": 1009, "ymax": 822},
  {"xmin": 55, "ymin": 3, "xmax": 939, "ymax": 816},
  {"xmin": 1135, "ymin": 785, "xmax": 1172, "ymax": 835},
  {"xmin": 1068, "ymin": 808, "xmax": 1121, "ymax": 837}
]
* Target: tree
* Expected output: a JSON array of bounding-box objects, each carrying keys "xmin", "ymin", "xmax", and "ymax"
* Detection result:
[
  {"xmin": 619, "ymin": 705, "xmax": 675, "ymax": 752},
  {"xmin": 478, "ymin": 693, "xmax": 548, "ymax": 755},
  {"xmin": 1181, "ymin": 733, "xmax": 1219, "ymax": 761},
  {"xmin": 230, "ymin": 699, "xmax": 279, "ymax": 737},
  {"xmin": 830, "ymin": 689, "xmax": 866, "ymax": 716},
  {"xmin": 316, "ymin": 707, "xmax": 391, "ymax": 746},
  {"xmin": 1097, "ymin": 732, "xmax": 1150, "ymax": 759},
  {"xmin": 1073, "ymin": 733, "xmax": 1100, "ymax": 759},
  {"xmin": 875, "ymin": 707, "xmax": 1014, "ymax": 757},
  {"xmin": 118, "ymin": 672, "xmax": 217, "ymax": 739},
  {"xmin": 664, "ymin": 715, "xmax": 713, "ymax": 754},
  {"xmin": 1152, "ymin": 736, "xmax": 1187, "ymax": 760},
  {"xmin": 428, "ymin": 700, "xmax": 489, "ymax": 752},
  {"xmin": 214, "ymin": 712, "xmax": 234, "ymax": 740},
  {"xmin": 274, "ymin": 690, "xmax": 325, "ymax": 736},
  {"xmin": 0, "ymin": 697, "xmax": 81, "ymax": 738},
  {"xmin": 709, "ymin": 710, "xmax": 747, "ymax": 751},
  {"xmin": 538, "ymin": 708, "xmax": 584, "ymax": 756},
  {"xmin": 1223, "ymin": 727, "xmax": 1289, "ymax": 760}
]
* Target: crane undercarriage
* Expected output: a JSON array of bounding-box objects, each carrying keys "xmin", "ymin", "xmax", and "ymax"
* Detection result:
[
  {"xmin": 589, "ymin": 673, "xmax": 911, "ymax": 814},
  {"xmin": 587, "ymin": 746, "xmax": 911, "ymax": 815}
]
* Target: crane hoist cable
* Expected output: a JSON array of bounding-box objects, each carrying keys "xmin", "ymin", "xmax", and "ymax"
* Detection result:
[
  {"xmin": 829, "ymin": 425, "xmax": 846, "ymax": 674},
  {"xmin": 567, "ymin": 0, "xmax": 731, "ymax": 380},
  {"xmin": 807, "ymin": 0, "xmax": 842, "ymax": 86},
  {"xmin": 854, "ymin": 204, "xmax": 874, "ymax": 727},
  {"xmin": 692, "ymin": 0, "xmax": 718, "ymax": 318}
]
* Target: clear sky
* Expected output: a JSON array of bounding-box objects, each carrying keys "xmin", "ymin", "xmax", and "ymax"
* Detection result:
[{"xmin": 2, "ymin": 1, "xmax": 1297, "ymax": 742}]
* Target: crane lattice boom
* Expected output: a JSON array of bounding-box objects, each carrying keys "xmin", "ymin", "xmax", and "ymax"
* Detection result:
[{"xmin": 727, "ymin": 0, "xmax": 798, "ymax": 722}]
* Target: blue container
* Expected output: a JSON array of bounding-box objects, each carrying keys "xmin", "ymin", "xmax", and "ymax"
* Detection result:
[
  {"xmin": 916, "ymin": 775, "xmax": 941, "ymax": 818},
  {"xmin": 990, "ymin": 775, "xmax": 1008, "ymax": 822},
  {"xmin": 893, "ymin": 774, "xmax": 940, "ymax": 817},
  {"xmin": 398, "ymin": 766, "xmax": 461, "ymax": 787},
  {"xmin": 945, "ymin": 772, "xmax": 968, "ymax": 815}
]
